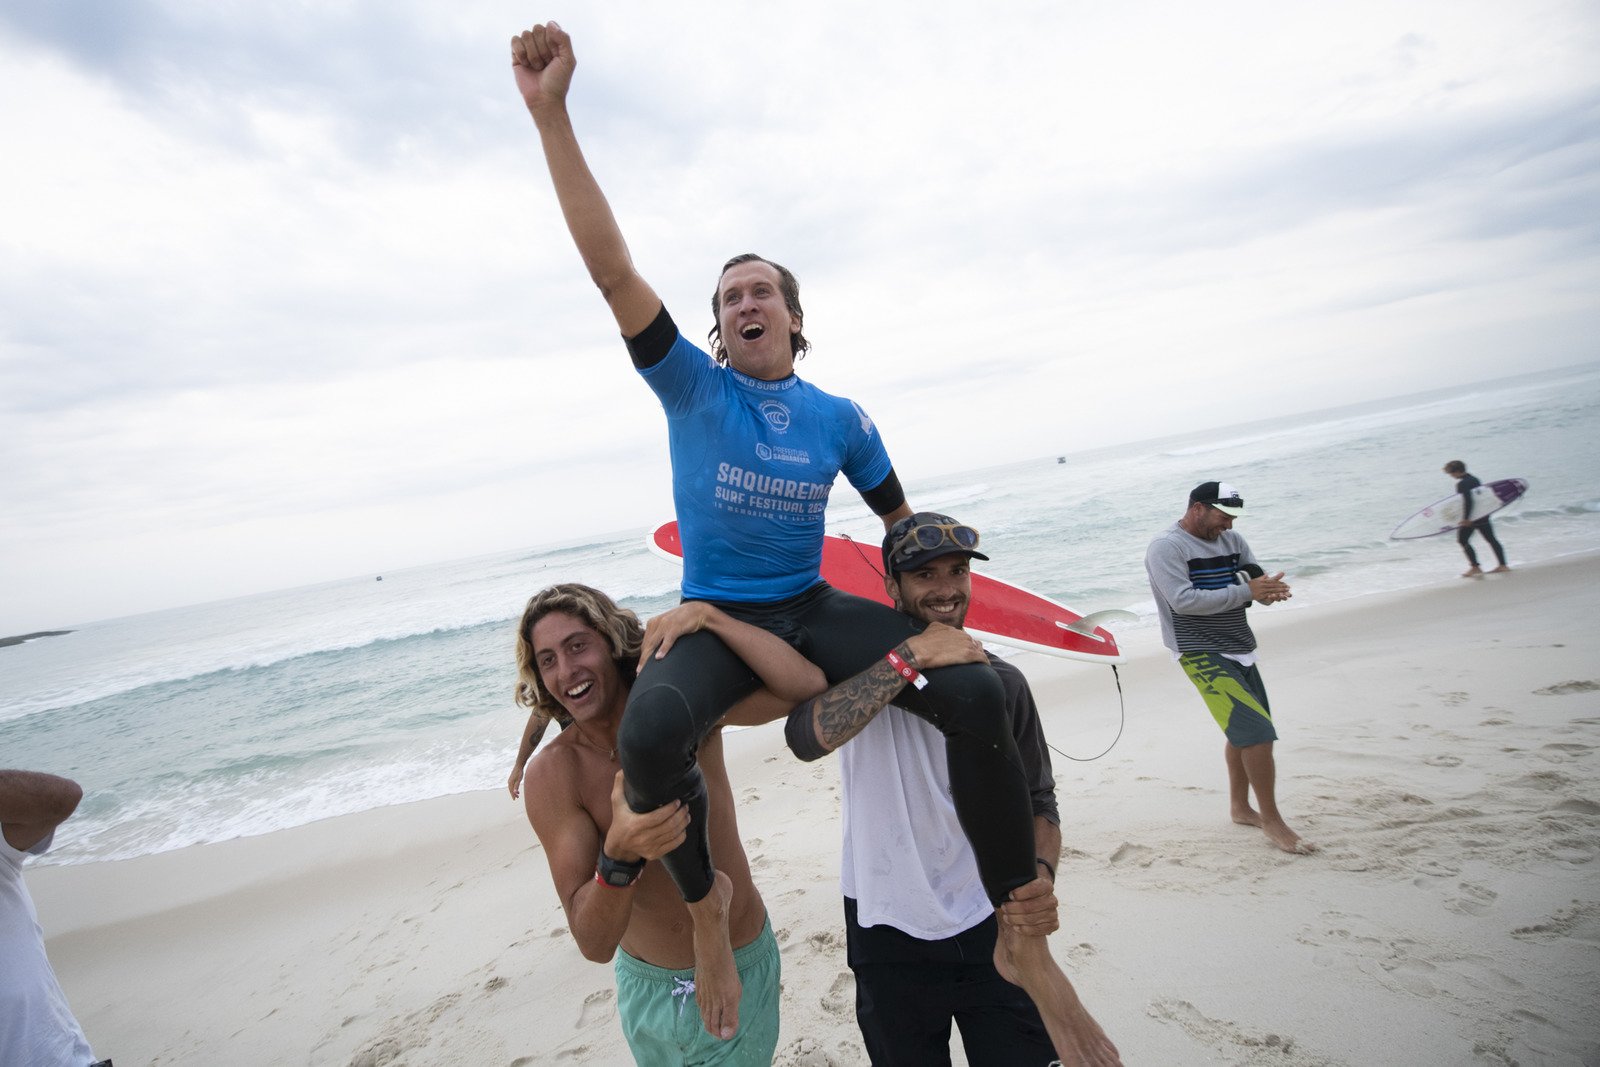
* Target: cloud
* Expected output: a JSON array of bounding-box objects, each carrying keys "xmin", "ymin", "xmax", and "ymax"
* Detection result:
[{"xmin": 1, "ymin": 0, "xmax": 1597, "ymax": 630}]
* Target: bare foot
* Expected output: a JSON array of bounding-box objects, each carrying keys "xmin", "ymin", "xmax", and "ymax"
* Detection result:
[
  {"xmin": 994, "ymin": 919, "xmax": 1123, "ymax": 1065},
  {"xmin": 687, "ymin": 870, "xmax": 739, "ymax": 1040},
  {"xmin": 1461, "ymin": 567, "xmax": 1483, "ymax": 579},
  {"xmin": 1489, "ymin": 565, "xmax": 1510, "ymax": 573},
  {"xmin": 1231, "ymin": 806, "xmax": 1263, "ymax": 828},
  {"xmin": 1262, "ymin": 818, "xmax": 1317, "ymax": 855}
]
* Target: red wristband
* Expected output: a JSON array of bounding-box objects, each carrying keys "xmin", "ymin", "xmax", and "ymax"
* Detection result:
[{"xmin": 885, "ymin": 649, "xmax": 928, "ymax": 689}]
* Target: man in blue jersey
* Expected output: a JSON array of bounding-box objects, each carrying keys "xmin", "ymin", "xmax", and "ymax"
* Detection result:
[
  {"xmin": 513, "ymin": 22, "xmax": 1111, "ymax": 1061},
  {"xmin": 1145, "ymin": 482, "xmax": 1314, "ymax": 855},
  {"xmin": 1442, "ymin": 460, "xmax": 1510, "ymax": 578},
  {"xmin": 785, "ymin": 514, "xmax": 1119, "ymax": 1066}
]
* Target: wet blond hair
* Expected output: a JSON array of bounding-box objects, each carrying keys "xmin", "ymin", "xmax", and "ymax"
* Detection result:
[{"xmin": 513, "ymin": 583, "xmax": 644, "ymax": 724}]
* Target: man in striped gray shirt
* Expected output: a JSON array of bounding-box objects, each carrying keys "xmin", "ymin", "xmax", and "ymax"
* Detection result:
[{"xmin": 1145, "ymin": 482, "xmax": 1315, "ymax": 855}]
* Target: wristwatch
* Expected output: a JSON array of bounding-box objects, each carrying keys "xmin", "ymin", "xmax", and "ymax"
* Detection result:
[{"xmin": 596, "ymin": 849, "xmax": 646, "ymax": 888}]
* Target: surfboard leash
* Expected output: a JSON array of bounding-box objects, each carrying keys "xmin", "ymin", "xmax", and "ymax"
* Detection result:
[
  {"xmin": 1047, "ymin": 663, "xmax": 1125, "ymax": 763},
  {"xmin": 838, "ymin": 532, "xmax": 886, "ymax": 578}
]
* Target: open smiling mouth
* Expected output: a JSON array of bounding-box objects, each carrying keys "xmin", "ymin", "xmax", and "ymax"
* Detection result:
[
  {"xmin": 740, "ymin": 323, "xmax": 765, "ymax": 340},
  {"xmin": 565, "ymin": 681, "xmax": 594, "ymax": 699}
]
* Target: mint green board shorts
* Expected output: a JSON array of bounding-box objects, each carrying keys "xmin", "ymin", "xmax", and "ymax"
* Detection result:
[{"xmin": 614, "ymin": 915, "xmax": 780, "ymax": 1065}]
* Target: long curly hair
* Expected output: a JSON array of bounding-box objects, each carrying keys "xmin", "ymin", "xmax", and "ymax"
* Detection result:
[
  {"xmin": 513, "ymin": 583, "xmax": 644, "ymax": 725},
  {"xmin": 707, "ymin": 252, "xmax": 811, "ymax": 366}
]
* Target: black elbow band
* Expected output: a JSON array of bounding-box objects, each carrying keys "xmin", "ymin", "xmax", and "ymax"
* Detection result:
[
  {"xmin": 625, "ymin": 304, "xmax": 676, "ymax": 369},
  {"xmin": 861, "ymin": 470, "xmax": 906, "ymax": 516},
  {"xmin": 784, "ymin": 707, "xmax": 828, "ymax": 762}
]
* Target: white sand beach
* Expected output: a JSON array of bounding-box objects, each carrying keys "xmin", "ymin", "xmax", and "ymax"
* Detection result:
[{"xmin": 32, "ymin": 553, "xmax": 1600, "ymax": 1065}]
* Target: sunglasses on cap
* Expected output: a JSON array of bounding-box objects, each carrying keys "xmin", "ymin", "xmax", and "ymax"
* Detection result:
[{"xmin": 887, "ymin": 521, "xmax": 981, "ymax": 565}]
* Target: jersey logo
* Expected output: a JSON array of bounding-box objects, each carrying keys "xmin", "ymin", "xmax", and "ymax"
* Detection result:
[
  {"xmin": 759, "ymin": 399, "xmax": 792, "ymax": 433},
  {"xmin": 755, "ymin": 442, "xmax": 812, "ymax": 465}
]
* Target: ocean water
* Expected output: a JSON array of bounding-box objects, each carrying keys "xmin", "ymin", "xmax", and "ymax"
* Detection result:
[{"xmin": 4, "ymin": 365, "xmax": 1598, "ymax": 866}]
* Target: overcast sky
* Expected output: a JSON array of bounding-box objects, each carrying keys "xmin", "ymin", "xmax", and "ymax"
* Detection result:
[{"xmin": 2, "ymin": 1, "xmax": 1596, "ymax": 633}]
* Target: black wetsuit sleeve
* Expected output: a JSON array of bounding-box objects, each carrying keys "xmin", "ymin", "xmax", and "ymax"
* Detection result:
[
  {"xmin": 784, "ymin": 704, "xmax": 829, "ymax": 762},
  {"xmin": 624, "ymin": 304, "xmax": 676, "ymax": 370},
  {"xmin": 860, "ymin": 470, "xmax": 906, "ymax": 516}
]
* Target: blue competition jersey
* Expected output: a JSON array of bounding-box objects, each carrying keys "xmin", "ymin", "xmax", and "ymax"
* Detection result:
[{"xmin": 639, "ymin": 330, "xmax": 894, "ymax": 601}]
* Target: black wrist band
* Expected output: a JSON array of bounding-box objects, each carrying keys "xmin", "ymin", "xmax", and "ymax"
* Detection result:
[
  {"xmin": 596, "ymin": 849, "xmax": 646, "ymax": 888},
  {"xmin": 1036, "ymin": 857, "xmax": 1055, "ymax": 882}
]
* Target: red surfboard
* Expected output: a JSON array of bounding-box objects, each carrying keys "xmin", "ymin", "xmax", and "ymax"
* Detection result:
[{"xmin": 647, "ymin": 520, "xmax": 1124, "ymax": 663}]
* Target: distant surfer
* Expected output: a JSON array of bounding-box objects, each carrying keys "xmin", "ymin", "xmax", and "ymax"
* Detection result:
[
  {"xmin": 1443, "ymin": 460, "xmax": 1510, "ymax": 578},
  {"xmin": 1145, "ymin": 482, "xmax": 1315, "ymax": 855},
  {"xmin": 513, "ymin": 21, "xmax": 1111, "ymax": 1058},
  {"xmin": 513, "ymin": 585, "xmax": 821, "ymax": 1062}
]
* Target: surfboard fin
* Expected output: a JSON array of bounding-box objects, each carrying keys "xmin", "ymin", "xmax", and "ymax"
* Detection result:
[{"xmin": 1059, "ymin": 609, "xmax": 1138, "ymax": 640}]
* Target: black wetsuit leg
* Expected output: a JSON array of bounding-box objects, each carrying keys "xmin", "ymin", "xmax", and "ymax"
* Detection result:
[
  {"xmin": 616, "ymin": 629, "xmax": 760, "ymax": 903},
  {"xmin": 619, "ymin": 583, "xmax": 1036, "ymax": 909},
  {"xmin": 1457, "ymin": 525, "xmax": 1480, "ymax": 566},
  {"xmin": 1476, "ymin": 518, "xmax": 1507, "ymax": 565}
]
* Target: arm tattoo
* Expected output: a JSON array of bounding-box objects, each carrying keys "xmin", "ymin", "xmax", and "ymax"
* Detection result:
[{"xmin": 808, "ymin": 643, "xmax": 915, "ymax": 751}]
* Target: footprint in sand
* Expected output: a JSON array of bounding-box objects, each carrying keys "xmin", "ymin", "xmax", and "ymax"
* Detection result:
[
  {"xmin": 1109, "ymin": 842, "xmax": 1157, "ymax": 867},
  {"xmin": 1064, "ymin": 942, "xmax": 1098, "ymax": 966},
  {"xmin": 1146, "ymin": 997, "xmax": 1316, "ymax": 1062},
  {"xmin": 820, "ymin": 970, "xmax": 855, "ymax": 1014},
  {"xmin": 808, "ymin": 928, "xmax": 845, "ymax": 955},
  {"xmin": 1414, "ymin": 858, "xmax": 1462, "ymax": 879},
  {"xmin": 776, "ymin": 1035, "xmax": 847, "ymax": 1066},
  {"xmin": 1423, "ymin": 754, "xmax": 1463, "ymax": 767},
  {"xmin": 1512, "ymin": 900, "xmax": 1600, "ymax": 945},
  {"xmin": 1534, "ymin": 680, "xmax": 1600, "ymax": 696},
  {"xmin": 1299, "ymin": 912, "xmax": 1529, "ymax": 1004},
  {"xmin": 1547, "ymin": 837, "xmax": 1598, "ymax": 865},
  {"xmin": 576, "ymin": 988, "xmax": 615, "ymax": 1028},
  {"xmin": 1507, "ymin": 771, "xmax": 1572, "ymax": 792},
  {"xmin": 1444, "ymin": 882, "xmax": 1498, "ymax": 916}
]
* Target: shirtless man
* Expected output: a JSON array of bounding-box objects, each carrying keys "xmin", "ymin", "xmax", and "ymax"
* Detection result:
[{"xmin": 516, "ymin": 584, "xmax": 822, "ymax": 1058}]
